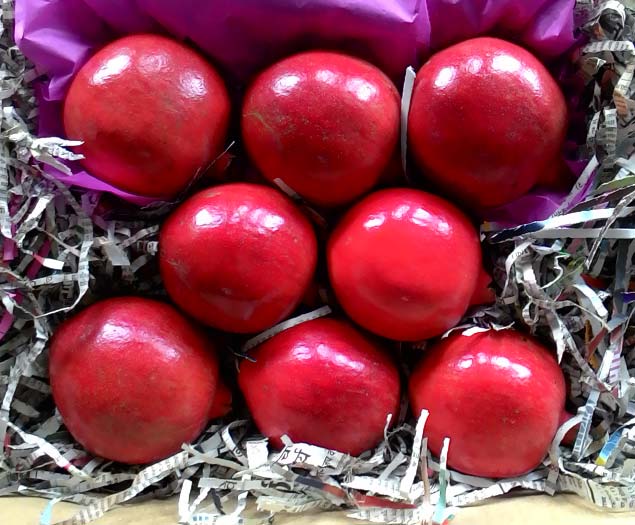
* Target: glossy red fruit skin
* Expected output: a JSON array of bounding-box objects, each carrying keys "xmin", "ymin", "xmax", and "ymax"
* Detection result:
[
  {"xmin": 408, "ymin": 37, "xmax": 568, "ymax": 210},
  {"xmin": 64, "ymin": 34, "xmax": 231, "ymax": 199},
  {"xmin": 160, "ymin": 183, "xmax": 317, "ymax": 334},
  {"xmin": 409, "ymin": 330, "xmax": 566, "ymax": 478},
  {"xmin": 238, "ymin": 318, "xmax": 400, "ymax": 455},
  {"xmin": 49, "ymin": 297, "xmax": 219, "ymax": 465},
  {"xmin": 327, "ymin": 188, "xmax": 481, "ymax": 341},
  {"xmin": 242, "ymin": 51, "xmax": 400, "ymax": 207}
]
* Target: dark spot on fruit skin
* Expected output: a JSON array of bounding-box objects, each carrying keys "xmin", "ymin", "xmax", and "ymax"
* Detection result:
[{"xmin": 317, "ymin": 155, "xmax": 329, "ymax": 166}]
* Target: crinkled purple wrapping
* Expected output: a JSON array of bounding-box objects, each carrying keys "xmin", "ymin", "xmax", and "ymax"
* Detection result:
[
  {"xmin": 427, "ymin": 0, "xmax": 576, "ymax": 58},
  {"xmin": 14, "ymin": 0, "xmax": 577, "ymax": 222},
  {"xmin": 485, "ymin": 159, "xmax": 592, "ymax": 227}
]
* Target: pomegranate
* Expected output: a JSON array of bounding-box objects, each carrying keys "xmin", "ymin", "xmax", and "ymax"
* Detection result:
[
  {"xmin": 559, "ymin": 409, "xmax": 580, "ymax": 447},
  {"xmin": 64, "ymin": 34, "xmax": 230, "ymax": 199},
  {"xmin": 238, "ymin": 318, "xmax": 401, "ymax": 455},
  {"xmin": 327, "ymin": 188, "xmax": 481, "ymax": 341},
  {"xmin": 408, "ymin": 37, "xmax": 568, "ymax": 210},
  {"xmin": 160, "ymin": 183, "xmax": 317, "ymax": 334},
  {"xmin": 49, "ymin": 297, "xmax": 219, "ymax": 464},
  {"xmin": 409, "ymin": 329, "xmax": 566, "ymax": 478},
  {"xmin": 470, "ymin": 267, "xmax": 496, "ymax": 307},
  {"xmin": 208, "ymin": 378, "xmax": 233, "ymax": 420},
  {"xmin": 242, "ymin": 51, "xmax": 400, "ymax": 206},
  {"xmin": 537, "ymin": 158, "xmax": 575, "ymax": 191}
]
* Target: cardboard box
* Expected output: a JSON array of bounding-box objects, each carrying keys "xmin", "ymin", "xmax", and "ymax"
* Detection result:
[{"xmin": 2, "ymin": 495, "xmax": 635, "ymax": 525}]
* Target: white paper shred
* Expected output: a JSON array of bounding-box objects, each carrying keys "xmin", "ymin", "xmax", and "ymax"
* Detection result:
[{"xmin": 400, "ymin": 66, "xmax": 417, "ymax": 173}]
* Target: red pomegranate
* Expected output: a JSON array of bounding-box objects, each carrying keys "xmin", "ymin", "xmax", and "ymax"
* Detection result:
[
  {"xmin": 409, "ymin": 329, "xmax": 566, "ymax": 478},
  {"xmin": 470, "ymin": 267, "xmax": 496, "ymax": 307},
  {"xmin": 238, "ymin": 318, "xmax": 400, "ymax": 455},
  {"xmin": 559, "ymin": 410, "xmax": 580, "ymax": 446},
  {"xmin": 160, "ymin": 183, "xmax": 317, "ymax": 334},
  {"xmin": 208, "ymin": 379, "xmax": 233, "ymax": 420},
  {"xmin": 49, "ymin": 297, "xmax": 219, "ymax": 464},
  {"xmin": 327, "ymin": 188, "xmax": 482, "ymax": 341},
  {"xmin": 64, "ymin": 34, "xmax": 231, "ymax": 199},
  {"xmin": 242, "ymin": 51, "xmax": 400, "ymax": 207},
  {"xmin": 537, "ymin": 158, "xmax": 575, "ymax": 191},
  {"xmin": 408, "ymin": 37, "xmax": 568, "ymax": 210}
]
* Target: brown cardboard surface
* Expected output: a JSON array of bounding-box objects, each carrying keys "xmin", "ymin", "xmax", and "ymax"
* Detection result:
[{"xmin": 1, "ymin": 495, "xmax": 634, "ymax": 525}]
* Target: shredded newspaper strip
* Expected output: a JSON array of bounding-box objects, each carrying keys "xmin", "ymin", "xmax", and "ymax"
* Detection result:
[{"xmin": 1, "ymin": 0, "xmax": 635, "ymax": 524}]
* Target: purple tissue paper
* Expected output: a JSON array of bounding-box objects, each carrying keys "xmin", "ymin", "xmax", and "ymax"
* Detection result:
[{"xmin": 14, "ymin": 0, "xmax": 577, "ymax": 222}]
